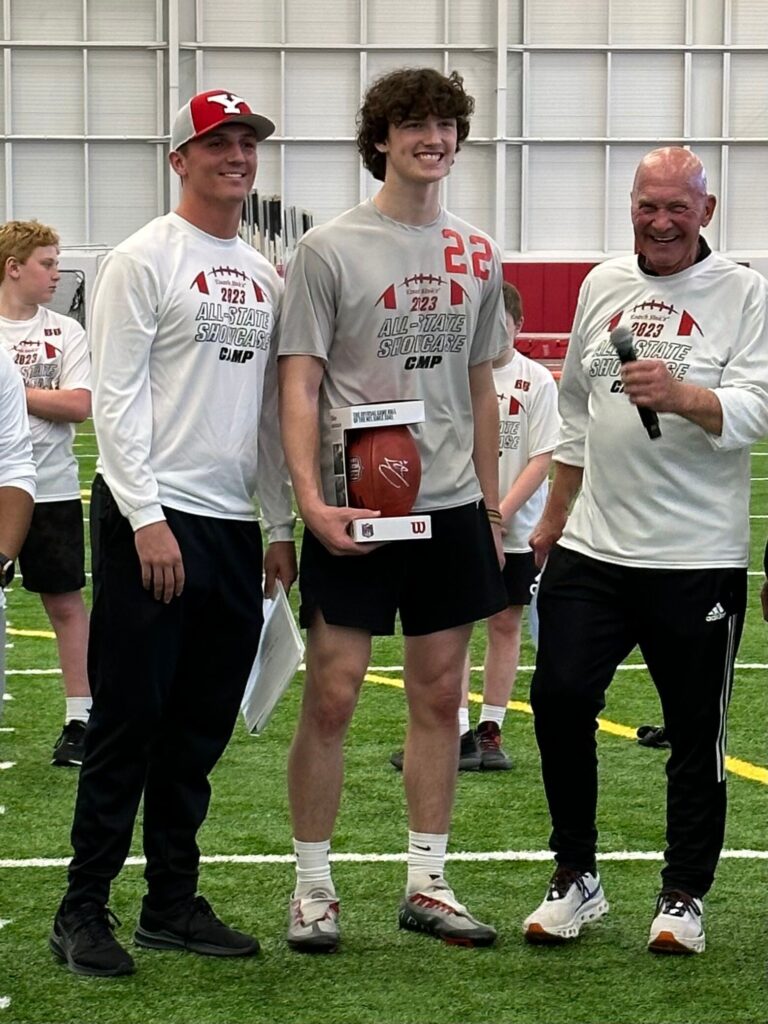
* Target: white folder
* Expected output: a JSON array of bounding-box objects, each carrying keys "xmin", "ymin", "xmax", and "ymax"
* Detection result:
[{"xmin": 240, "ymin": 580, "xmax": 305, "ymax": 735}]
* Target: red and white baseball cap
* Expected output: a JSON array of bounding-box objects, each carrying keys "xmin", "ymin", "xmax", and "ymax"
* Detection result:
[{"xmin": 171, "ymin": 89, "xmax": 275, "ymax": 150}]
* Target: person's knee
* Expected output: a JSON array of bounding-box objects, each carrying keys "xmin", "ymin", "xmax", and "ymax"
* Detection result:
[
  {"xmin": 302, "ymin": 672, "xmax": 361, "ymax": 737},
  {"xmin": 41, "ymin": 590, "xmax": 87, "ymax": 627},
  {"xmin": 408, "ymin": 676, "xmax": 461, "ymax": 728}
]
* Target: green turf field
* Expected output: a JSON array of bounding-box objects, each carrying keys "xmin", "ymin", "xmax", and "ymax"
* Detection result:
[{"xmin": 1, "ymin": 428, "xmax": 766, "ymax": 1024}]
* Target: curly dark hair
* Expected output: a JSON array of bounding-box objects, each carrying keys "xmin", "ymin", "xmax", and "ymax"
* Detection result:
[{"xmin": 356, "ymin": 68, "xmax": 475, "ymax": 182}]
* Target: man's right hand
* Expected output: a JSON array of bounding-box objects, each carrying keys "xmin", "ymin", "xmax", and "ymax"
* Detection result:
[
  {"xmin": 134, "ymin": 521, "xmax": 185, "ymax": 603},
  {"xmin": 529, "ymin": 509, "xmax": 567, "ymax": 568},
  {"xmin": 302, "ymin": 503, "xmax": 382, "ymax": 556}
]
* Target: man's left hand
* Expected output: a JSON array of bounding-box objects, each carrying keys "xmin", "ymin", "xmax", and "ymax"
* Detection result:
[{"xmin": 264, "ymin": 540, "xmax": 298, "ymax": 598}]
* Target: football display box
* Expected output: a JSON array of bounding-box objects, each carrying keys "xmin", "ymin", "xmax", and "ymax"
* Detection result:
[{"xmin": 330, "ymin": 400, "xmax": 432, "ymax": 543}]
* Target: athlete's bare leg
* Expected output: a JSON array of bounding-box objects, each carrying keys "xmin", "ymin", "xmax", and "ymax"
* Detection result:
[
  {"xmin": 480, "ymin": 604, "xmax": 523, "ymax": 707},
  {"xmin": 288, "ymin": 614, "xmax": 371, "ymax": 840},
  {"xmin": 41, "ymin": 590, "xmax": 90, "ymax": 698},
  {"xmin": 402, "ymin": 623, "xmax": 472, "ymax": 832}
]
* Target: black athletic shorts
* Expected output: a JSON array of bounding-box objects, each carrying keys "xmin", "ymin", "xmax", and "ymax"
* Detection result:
[
  {"xmin": 299, "ymin": 501, "xmax": 507, "ymax": 636},
  {"xmin": 501, "ymin": 550, "xmax": 539, "ymax": 606},
  {"xmin": 18, "ymin": 499, "xmax": 86, "ymax": 594}
]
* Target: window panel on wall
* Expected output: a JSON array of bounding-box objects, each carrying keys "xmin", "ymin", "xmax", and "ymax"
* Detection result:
[
  {"xmin": 692, "ymin": 0, "xmax": 723, "ymax": 44},
  {"xmin": 89, "ymin": 52, "xmax": 159, "ymax": 135},
  {"xmin": 11, "ymin": 52, "xmax": 83, "ymax": 135},
  {"xmin": 201, "ymin": 0, "xmax": 282, "ymax": 45},
  {"xmin": 690, "ymin": 55, "xmax": 723, "ymax": 138},
  {"xmin": 527, "ymin": 145, "xmax": 604, "ymax": 251},
  {"xmin": 202, "ymin": 52, "xmax": 282, "ymax": 131},
  {"xmin": 251, "ymin": 144, "xmax": 281, "ymax": 200},
  {"xmin": 13, "ymin": 143, "xmax": 85, "ymax": 242},
  {"xmin": 693, "ymin": 144, "xmax": 721, "ymax": 248},
  {"xmin": 529, "ymin": 54, "xmax": 605, "ymax": 137},
  {"xmin": 506, "ymin": 52, "xmax": 522, "ymax": 137},
  {"xmin": 0, "ymin": 54, "xmax": 4, "ymax": 134},
  {"xmin": 451, "ymin": 51, "xmax": 496, "ymax": 139},
  {"xmin": 178, "ymin": 50, "xmax": 197, "ymax": 106},
  {"xmin": 0, "ymin": 156, "xmax": 5, "ymax": 221},
  {"xmin": 610, "ymin": 0, "xmax": 685, "ymax": 45},
  {"xmin": 732, "ymin": 0, "xmax": 768, "ymax": 45},
  {"xmin": 86, "ymin": 0, "xmax": 158, "ymax": 41},
  {"xmin": 504, "ymin": 145, "xmax": 521, "ymax": 250},
  {"xmin": 528, "ymin": 0, "xmax": 607, "ymax": 45},
  {"xmin": 729, "ymin": 55, "xmax": 768, "ymax": 138},
  {"xmin": 611, "ymin": 54, "xmax": 683, "ymax": 137},
  {"xmin": 448, "ymin": 0, "xmax": 496, "ymax": 46},
  {"xmin": 285, "ymin": 53, "xmax": 358, "ymax": 136},
  {"xmin": 607, "ymin": 145, "xmax": 650, "ymax": 251},
  {"xmin": 90, "ymin": 144, "xmax": 158, "ymax": 246},
  {"xmin": 286, "ymin": 0, "xmax": 359, "ymax": 45},
  {"xmin": 726, "ymin": 147, "xmax": 768, "ymax": 249},
  {"xmin": 446, "ymin": 145, "xmax": 495, "ymax": 239},
  {"xmin": 9, "ymin": 0, "xmax": 82, "ymax": 40},
  {"xmin": 368, "ymin": 0, "xmax": 442, "ymax": 45},
  {"xmin": 366, "ymin": 51, "xmax": 442, "ymax": 86},
  {"xmin": 284, "ymin": 143, "xmax": 358, "ymax": 225}
]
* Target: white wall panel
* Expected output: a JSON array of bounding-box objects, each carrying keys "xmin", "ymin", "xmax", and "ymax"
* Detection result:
[
  {"xmin": 529, "ymin": 54, "xmax": 605, "ymax": 137},
  {"xmin": 86, "ymin": 0, "xmax": 158, "ymax": 41},
  {"xmin": 286, "ymin": 0, "xmax": 359, "ymax": 45},
  {"xmin": 693, "ymin": 144, "xmax": 721, "ymax": 248},
  {"xmin": 366, "ymin": 51, "xmax": 442, "ymax": 87},
  {"xmin": 611, "ymin": 54, "xmax": 683, "ymax": 137},
  {"xmin": 506, "ymin": 53, "xmax": 522, "ymax": 137},
  {"xmin": 202, "ymin": 51, "xmax": 282, "ymax": 130},
  {"xmin": 691, "ymin": 0, "xmax": 724, "ymax": 44},
  {"xmin": 11, "ymin": 52, "xmax": 83, "ymax": 135},
  {"xmin": 284, "ymin": 143, "xmax": 358, "ymax": 224},
  {"xmin": 606, "ymin": 145, "xmax": 648, "ymax": 252},
  {"xmin": 453, "ymin": 51, "xmax": 496, "ymax": 139},
  {"xmin": 528, "ymin": 145, "xmax": 604, "ymax": 251},
  {"xmin": 285, "ymin": 53, "xmax": 358, "ymax": 137},
  {"xmin": 448, "ymin": 0, "xmax": 498, "ymax": 46},
  {"xmin": 89, "ymin": 144, "xmax": 158, "ymax": 244},
  {"xmin": 504, "ymin": 145, "xmax": 521, "ymax": 250},
  {"xmin": 13, "ymin": 143, "xmax": 85, "ymax": 241},
  {"xmin": 729, "ymin": 55, "xmax": 768, "ymax": 138},
  {"xmin": 9, "ymin": 0, "xmax": 82, "ymax": 40},
  {"xmin": 690, "ymin": 55, "xmax": 723, "ymax": 138},
  {"xmin": 368, "ymin": 0, "xmax": 442, "ymax": 45},
  {"xmin": 447, "ymin": 145, "xmax": 495, "ymax": 238},
  {"xmin": 610, "ymin": 0, "xmax": 685, "ymax": 45},
  {"xmin": 89, "ymin": 51, "xmax": 159, "ymax": 134},
  {"xmin": 727, "ymin": 147, "xmax": 768, "ymax": 250},
  {"xmin": 201, "ymin": 0, "xmax": 282, "ymax": 45},
  {"xmin": 528, "ymin": 0, "xmax": 607, "ymax": 45},
  {"xmin": 732, "ymin": 0, "xmax": 768, "ymax": 45}
]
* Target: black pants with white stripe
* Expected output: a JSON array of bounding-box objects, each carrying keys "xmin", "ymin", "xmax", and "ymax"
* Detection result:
[
  {"xmin": 531, "ymin": 545, "xmax": 746, "ymax": 897},
  {"xmin": 65, "ymin": 476, "xmax": 264, "ymax": 911}
]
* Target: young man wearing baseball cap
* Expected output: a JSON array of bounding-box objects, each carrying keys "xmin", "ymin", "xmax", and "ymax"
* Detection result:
[{"xmin": 50, "ymin": 89, "xmax": 296, "ymax": 977}]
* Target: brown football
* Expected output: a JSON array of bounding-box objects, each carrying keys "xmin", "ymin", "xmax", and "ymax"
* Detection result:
[{"xmin": 345, "ymin": 425, "xmax": 421, "ymax": 516}]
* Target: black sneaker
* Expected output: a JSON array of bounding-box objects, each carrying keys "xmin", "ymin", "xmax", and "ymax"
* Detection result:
[
  {"xmin": 476, "ymin": 721, "xmax": 512, "ymax": 770},
  {"xmin": 51, "ymin": 720, "xmax": 87, "ymax": 767},
  {"xmin": 50, "ymin": 902, "xmax": 135, "ymax": 977},
  {"xmin": 134, "ymin": 895, "xmax": 259, "ymax": 957},
  {"xmin": 637, "ymin": 724, "xmax": 670, "ymax": 749},
  {"xmin": 389, "ymin": 730, "xmax": 481, "ymax": 772}
]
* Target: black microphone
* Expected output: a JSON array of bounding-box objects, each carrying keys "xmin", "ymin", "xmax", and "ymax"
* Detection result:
[{"xmin": 609, "ymin": 326, "xmax": 662, "ymax": 440}]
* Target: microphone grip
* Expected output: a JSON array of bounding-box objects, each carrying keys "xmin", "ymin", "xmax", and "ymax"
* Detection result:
[{"xmin": 637, "ymin": 404, "xmax": 661, "ymax": 440}]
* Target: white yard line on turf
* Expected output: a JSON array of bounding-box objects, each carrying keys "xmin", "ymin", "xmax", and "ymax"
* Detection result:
[
  {"xmin": 0, "ymin": 997, "xmax": 10, "ymax": 1010},
  {"xmin": 1, "ymin": 849, "xmax": 766, "ymax": 870}
]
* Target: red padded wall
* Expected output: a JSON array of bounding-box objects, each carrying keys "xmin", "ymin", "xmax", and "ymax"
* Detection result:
[{"xmin": 502, "ymin": 263, "xmax": 596, "ymax": 334}]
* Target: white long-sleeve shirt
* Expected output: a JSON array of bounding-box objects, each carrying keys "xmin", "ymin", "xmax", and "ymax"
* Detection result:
[
  {"xmin": 556, "ymin": 250, "xmax": 768, "ymax": 569},
  {"xmin": 90, "ymin": 213, "xmax": 293, "ymax": 540}
]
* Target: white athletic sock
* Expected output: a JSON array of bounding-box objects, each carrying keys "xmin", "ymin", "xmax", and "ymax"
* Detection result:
[
  {"xmin": 458, "ymin": 707, "xmax": 471, "ymax": 735},
  {"xmin": 293, "ymin": 838, "xmax": 334, "ymax": 897},
  {"xmin": 406, "ymin": 831, "xmax": 448, "ymax": 892},
  {"xmin": 65, "ymin": 697, "xmax": 91, "ymax": 724},
  {"xmin": 479, "ymin": 703, "xmax": 506, "ymax": 728}
]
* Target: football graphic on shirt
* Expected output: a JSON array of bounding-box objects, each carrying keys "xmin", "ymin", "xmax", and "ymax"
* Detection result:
[{"xmin": 345, "ymin": 425, "xmax": 421, "ymax": 516}]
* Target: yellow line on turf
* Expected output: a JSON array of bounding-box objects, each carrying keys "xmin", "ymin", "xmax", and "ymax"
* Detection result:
[
  {"xmin": 6, "ymin": 628, "xmax": 55, "ymax": 639},
  {"xmin": 364, "ymin": 672, "xmax": 768, "ymax": 786}
]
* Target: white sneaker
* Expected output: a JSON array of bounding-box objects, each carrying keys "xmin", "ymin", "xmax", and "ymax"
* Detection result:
[
  {"xmin": 287, "ymin": 888, "xmax": 340, "ymax": 953},
  {"xmin": 648, "ymin": 890, "xmax": 705, "ymax": 955},
  {"xmin": 399, "ymin": 878, "xmax": 497, "ymax": 947},
  {"xmin": 523, "ymin": 867, "xmax": 608, "ymax": 943}
]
